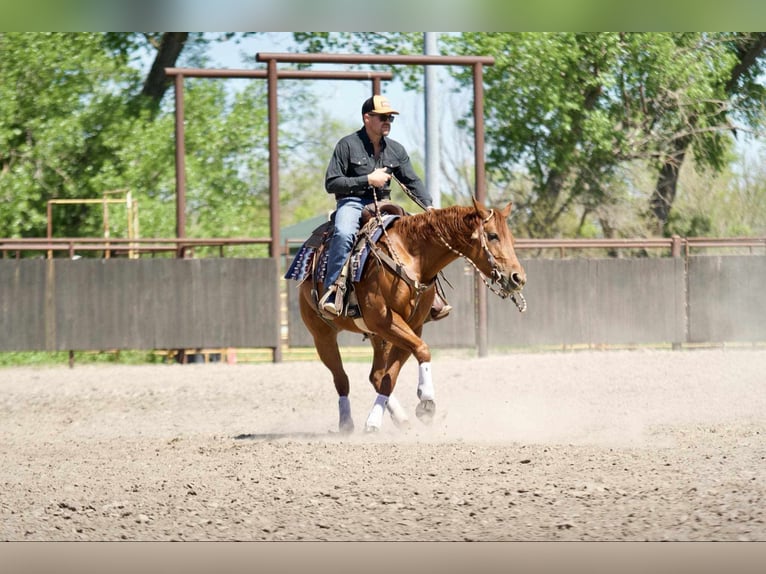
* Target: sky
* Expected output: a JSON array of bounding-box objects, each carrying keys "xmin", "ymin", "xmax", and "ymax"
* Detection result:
[{"xmin": 202, "ymin": 32, "xmax": 445, "ymax": 154}]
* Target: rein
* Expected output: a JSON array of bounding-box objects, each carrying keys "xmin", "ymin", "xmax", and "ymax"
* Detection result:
[{"xmin": 364, "ymin": 189, "xmax": 434, "ymax": 322}]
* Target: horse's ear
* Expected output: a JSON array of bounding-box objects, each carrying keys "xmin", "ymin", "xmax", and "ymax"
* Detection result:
[
  {"xmin": 471, "ymin": 195, "xmax": 491, "ymax": 218},
  {"xmin": 500, "ymin": 201, "xmax": 513, "ymax": 219}
]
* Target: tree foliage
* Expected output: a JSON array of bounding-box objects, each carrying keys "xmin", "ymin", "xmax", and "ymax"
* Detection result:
[
  {"xmin": 0, "ymin": 32, "xmax": 321, "ymax": 255},
  {"xmin": 0, "ymin": 33, "xmax": 143, "ymax": 237},
  {"xmin": 296, "ymin": 32, "xmax": 766, "ymax": 238},
  {"xmin": 1, "ymin": 32, "xmax": 765, "ymax": 252},
  {"xmin": 444, "ymin": 32, "xmax": 766, "ymax": 237}
]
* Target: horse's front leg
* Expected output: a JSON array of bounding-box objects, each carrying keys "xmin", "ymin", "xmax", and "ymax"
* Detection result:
[
  {"xmin": 365, "ymin": 308, "xmax": 438, "ymax": 427},
  {"xmin": 389, "ymin": 323, "xmax": 437, "ymax": 426},
  {"xmin": 415, "ymin": 360, "xmax": 436, "ymax": 424},
  {"xmin": 364, "ymin": 336, "xmax": 412, "ymax": 432},
  {"xmin": 398, "ymin": 323, "xmax": 437, "ymax": 425}
]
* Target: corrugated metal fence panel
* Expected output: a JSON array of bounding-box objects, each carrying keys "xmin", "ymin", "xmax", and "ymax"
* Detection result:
[
  {"xmin": 421, "ymin": 260, "xmax": 477, "ymax": 348},
  {"xmin": 590, "ymin": 258, "xmax": 685, "ymax": 345},
  {"xmin": 488, "ymin": 258, "xmax": 686, "ymax": 347},
  {"xmin": 0, "ymin": 260, "xmax": 49, "ymax": 351},
  {"xmin": 0, "ymin": 259, "xmax": 279, "ymax": 351},
  {"xmin": 489, "ymin": 259, "xmax": 592, "ymax": 346},
  {"xmin": 4, "ymin": 255, "xmax": 763, "ymax": 353},
  {"xmin": 688, "ymin": 255, "xmax": 766, "ymax": 343}
]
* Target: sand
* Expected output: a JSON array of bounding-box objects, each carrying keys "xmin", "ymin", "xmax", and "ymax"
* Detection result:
[{"xmin": 1, "ymin": 348, "xmax": 764, "ymax": 541}]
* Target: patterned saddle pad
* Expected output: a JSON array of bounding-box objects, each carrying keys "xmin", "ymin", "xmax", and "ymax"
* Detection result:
[{"xmin": 284, "ymin": 213, "xmax": 400, "ymax": 284}]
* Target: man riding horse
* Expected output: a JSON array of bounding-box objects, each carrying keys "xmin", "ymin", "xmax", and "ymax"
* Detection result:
[
  {"xmin": 319, "ymin": 94, "xmax": 450, "ymax": 320},
  {"xmin": 286, "ymin": 95, "xmax": 527, "ymax": 434}
]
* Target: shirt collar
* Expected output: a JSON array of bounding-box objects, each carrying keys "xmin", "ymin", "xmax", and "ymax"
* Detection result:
[{"xmin": 357, "ymin": 127, "xmax": 386, "ymax": 153}]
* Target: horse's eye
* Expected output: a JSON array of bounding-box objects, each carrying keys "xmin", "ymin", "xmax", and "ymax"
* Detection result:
[{"xmin": 486, "ymin": 232, "xmax": 499, "ymax": 242}]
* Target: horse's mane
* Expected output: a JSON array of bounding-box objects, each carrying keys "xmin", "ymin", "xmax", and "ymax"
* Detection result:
[{"xmin": 394, "ymin": 205, "xmax": 477, "ymax": 244}]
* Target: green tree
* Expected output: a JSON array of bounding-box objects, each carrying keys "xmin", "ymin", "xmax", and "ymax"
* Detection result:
[
  {"xmin": 295, "ymin": 32, "xmax": 766, "ymax": 239},
  {"xmin": 446, "ymin": 32, "xmax": 766, "ymax": 237},
  {"xmin": 649, "ymin": 33, "xmax": 766, "ymax": 235},
  {"xmin": 0, "ymin": 32, "xmax": 318, "ymax": 256},
  {"xmin": 0, "ymin": 33, "xmax": 142, "ymax": 238},
  {"xmin": 445, "ymin": 33, "xmax": 748, "ymax": 237}
]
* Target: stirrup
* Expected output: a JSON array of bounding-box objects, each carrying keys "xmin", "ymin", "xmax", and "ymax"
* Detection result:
[
  {"xmin": 319, "ymin": 286, "xmax": 342, "ymax": 317},
  {"xmin": 429, "ymin": 303, "xmax": 452, "ymax": 321}
]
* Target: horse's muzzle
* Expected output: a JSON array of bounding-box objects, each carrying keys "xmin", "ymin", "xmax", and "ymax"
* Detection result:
[
  {"xmin": 496, "ymin": 269, "xmax": 527, "ymax": 312},
  {"xmin": 497, "ymin": 269, "xmax": 525, "ymax": 291}
]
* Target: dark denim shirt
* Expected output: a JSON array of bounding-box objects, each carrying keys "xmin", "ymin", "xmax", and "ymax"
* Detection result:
[{"xmin": 324, "ymin": 127, "xmax": 432, "ymax": 208}]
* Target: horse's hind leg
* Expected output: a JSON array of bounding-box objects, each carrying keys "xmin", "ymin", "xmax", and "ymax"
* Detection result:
[
  {"xmin": 300, "ymin": 299, "xmax": 354, "ymax": 433},
  {"xmin": 316, "ymin": 334, "xmax": 355, "ymax": 433}
]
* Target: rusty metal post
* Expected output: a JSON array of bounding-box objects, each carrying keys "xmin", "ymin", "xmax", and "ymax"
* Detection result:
[
  {"xmin": 473, "ymin": 62, "xmax": 489, "ymax": 358},
  {"xmin": 174, "ymin": 73, "xmax": 187, "ymax": 258},
  {"xmin": 267, "ymin": 60, "xmax": 280, "ymax": 261},
  {"xmin": 671, "ymin": 234, "xmax": 682, "ymax": 258},
  {"xmin": 266, "ymin": 59, "xmax": 283, "ymax": 363},
  {"xmin": 46, "ymin": 201, "xmax": 53, "ymax": 260},
  {"xmin": 670, "ymin": 235, "xmax": 690, "ymax": 351}
]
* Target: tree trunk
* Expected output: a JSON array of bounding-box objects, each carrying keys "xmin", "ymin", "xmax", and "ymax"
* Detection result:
[
  {"xmin": 140, "ymin": 32, "xmax": 189, "ymax": 113},
  {"xmin": 528, "ymin": 169, "xmax": 565, "ymax": 237},
  {"xmin": 649, "ymin": 135, "xmax": 690, "ymax": 235},
  {"xmin": 648, "ymin": 33, "xmax": 766, "ymax": 236}
]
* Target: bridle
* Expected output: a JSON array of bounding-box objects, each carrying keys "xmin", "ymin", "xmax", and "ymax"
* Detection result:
[
  {"xmin": 431, "ymin": 208, "xmax": 527, "ymax": 313},
  {"xmin": 372, "ymin": 178, "xmax": 526, "ymax": 312}
]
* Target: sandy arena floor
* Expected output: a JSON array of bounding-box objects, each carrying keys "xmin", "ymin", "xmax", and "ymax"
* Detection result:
[{"xmin": 1, "ymin": 348, "xmax": 764, "ymax": 541}]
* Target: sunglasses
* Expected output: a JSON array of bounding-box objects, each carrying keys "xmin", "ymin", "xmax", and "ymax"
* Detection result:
[{"xmin": 370, "ymin": 113, "xmax": 395, "ymax": 123}]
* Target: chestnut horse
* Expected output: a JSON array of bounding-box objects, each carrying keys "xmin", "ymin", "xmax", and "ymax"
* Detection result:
[{"xmin": 292, "ymin": 197, "xmax": 526, "ymax": 433}]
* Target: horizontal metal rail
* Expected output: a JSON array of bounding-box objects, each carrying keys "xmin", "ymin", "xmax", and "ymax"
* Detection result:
[
  {"xmin": 282, "ymin": 236, "xmax": 766, "ymax": 258},
  {"xmin": 164, "ymin": 67, "xmax": 394, "ymax": 81},
  {"xmin": 2, "ymin": 236, "xmax": 764, "ymax": 260},
  {"xmin": 255, "ymin": 53, "xmax": 496, "ymax": 66},
  {"xmin": 514, "ymin": 237, "xmax": 766, "ymax": 257},
  {"xmin": 0, "ymin": 237, "xmax": 272, "ymax": 259}
]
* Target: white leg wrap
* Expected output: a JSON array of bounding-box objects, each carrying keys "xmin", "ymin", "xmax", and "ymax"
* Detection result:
[
  {"xmin": 365, "ymin": 394, "xmax": 388, "ymax": 431},
  {"xmin": 339, "ymin": 396, "xmax": 351, "ymax": 418},
  {"xmin": 417, "ymin": 362, "xmax": 435, "ymax": 402},
  {"xmin": 386, "ymin": 393, "xmax": 409, "ymax": 426},
  {"xmin": 338, "ymin": 396, "xmax": 354, "ymax": 433}
]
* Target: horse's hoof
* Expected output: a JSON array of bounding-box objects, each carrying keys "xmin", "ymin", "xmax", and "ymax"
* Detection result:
[
  {"xmin": 339, "ymin": 420, "xmax": 355, "ymax": 434},
  {"xmin": 390, "ymin": 415, "xmax": 412, "ymax": 431},
  {"xmin": 364, "ymin": 425, "xmax": 380, "ymax": 434},
  {"xmin": 415, "ymin": 400, "xmax": 436, "ymax": 425}
]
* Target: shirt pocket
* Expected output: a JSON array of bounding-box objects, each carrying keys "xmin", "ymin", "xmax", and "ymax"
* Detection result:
[
  {"xmin": 349, "ymin": 156, "xmax": 372, "ymax": 176},
  {"xmin": 381, "ymin": 159, "xmax": 401, "ymax": 174}
]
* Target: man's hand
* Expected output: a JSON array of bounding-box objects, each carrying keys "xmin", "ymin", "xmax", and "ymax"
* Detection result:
[{"xmin": 367, "ymin": 167, "xmax": 392, "ymax": 189}]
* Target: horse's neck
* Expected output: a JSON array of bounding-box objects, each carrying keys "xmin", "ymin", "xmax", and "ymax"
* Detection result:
[{"xmin": 393, "ymin": 211, "xmax": 465, "ymax": 282}]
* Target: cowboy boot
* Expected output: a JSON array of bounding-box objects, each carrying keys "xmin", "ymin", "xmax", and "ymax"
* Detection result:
[
  {"xmin": 319, "ymin": 284, "xmax": 342, "ymax": 316},
  {"xmin": 429, "ymin": 291, "xmax": 452, "ymax": 321}
]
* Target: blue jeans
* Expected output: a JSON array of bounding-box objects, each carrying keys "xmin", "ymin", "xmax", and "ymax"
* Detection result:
[{"xmin": 324, "ymin": 196, "xmax": 366, "ymax": 289}]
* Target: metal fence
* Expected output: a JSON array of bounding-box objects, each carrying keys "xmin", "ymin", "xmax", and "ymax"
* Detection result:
[
  {"xmin": 1, "ymin": 237, "xmax": 764, "ymax": 359},
  {"xmin": 287, "ymin": 250, "xmax": 766, "ymax": 350},
  {"xmin": 0, "ymin": 258, "xmax": 280, "ymax": 355}
]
